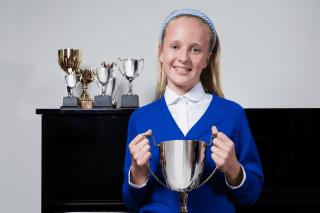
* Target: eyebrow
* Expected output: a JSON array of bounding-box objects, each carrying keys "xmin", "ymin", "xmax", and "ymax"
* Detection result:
[{"xmin": 168, "ymin": 40, "xmax": 203, "ymax": 47}]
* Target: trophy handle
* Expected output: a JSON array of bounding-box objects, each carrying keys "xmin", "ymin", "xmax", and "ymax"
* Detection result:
[
  {"xmin": 91, "ymin": 66, "xmax": 100, "ymax": 92},
  {"xmin": 207, "ymin": 133, "xmax": 218, "ymax": 147},
  {"xmin": 196, "ymin": 133, "xmax": 218, "ymax": 189},
  {"xmin": 117, "ymin": 58, "xmax": 125, "ymax": 76},
  {"xmin": 144, "ymin": 134, "xmax": 159, "ymax": 147},
  {"xmin": 62, "ymin": 73, "xmax": 67, "ymax": 86},
  {"xmin": 147, "ymin": 165, "xmax": 170, "ymax": 190},
  {"xmin": 76, "ymin": 74, "xmax": 82, "ymax": 87},
  {"xmin": 137, "ymin": 59, "xmax": 144, "ymax": 77},
  {"xmin": 144, "ymin": 134, "xmax": 170, "ymax": 190},
  {"xmin": 111, "ymin": 66, "xmax": 122, "ymax": 101}
]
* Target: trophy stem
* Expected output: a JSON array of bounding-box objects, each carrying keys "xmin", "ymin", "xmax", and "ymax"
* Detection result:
[
  {"xmin": 101, "ymin": 84, "xmax": 106, "ymax": 96},
  {"xmin": 179, "ymin": 192, "xmax": 188, "ymax": 213},
  {"xmin": 128, "ymin": 79, "xmax": 133, "ymax": 95},
  {"xmin": 79, "ymin": 83, "xmax": 93, "ymax": 109},
  {"xmin": 68, "ymin": 87, "xmax": 74, "ymax": 97}
]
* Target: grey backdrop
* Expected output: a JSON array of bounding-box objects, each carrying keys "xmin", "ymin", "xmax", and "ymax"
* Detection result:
[{"xmin": 1, "ymin": 0, "xmax": 319, "ymax": 212}]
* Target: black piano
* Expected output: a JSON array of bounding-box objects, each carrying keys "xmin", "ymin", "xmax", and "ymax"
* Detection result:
[{"xmin": 36, "ymin": 108, "xmax": 320, "ymax": 212}]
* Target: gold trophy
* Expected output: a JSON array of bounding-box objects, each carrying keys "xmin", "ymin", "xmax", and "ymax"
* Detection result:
[
  {"xmin": 58, "ymin": 49, "xmax": 82, "ymax": 109},
  {"xmin": 78, "ymin": 69, "xmax": 96, "ymax": 109}
]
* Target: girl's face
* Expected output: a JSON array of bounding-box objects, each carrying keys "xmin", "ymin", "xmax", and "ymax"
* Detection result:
[{"xmin": 158, "ymin": 17, "xmax": 212, "ymax": 96}]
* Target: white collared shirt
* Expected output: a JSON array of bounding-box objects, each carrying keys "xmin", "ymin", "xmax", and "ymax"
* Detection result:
[
  {"xmin": 129, "ymin": 81, "xmax": 246, "ymax": 189},
  {"xmin": 164, "ymin": 81, "xmax": 213, "ymax": 136}
]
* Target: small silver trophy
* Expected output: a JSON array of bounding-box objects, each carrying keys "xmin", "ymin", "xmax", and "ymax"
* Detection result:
[
  {"xmin": 91, "ymin": 61, "xmax": 119, "ymax": 109},
  {"xmin": 117, "ymin": 58, "xmax": 144, "ymax": 108},
  {"xmin": 144, "ymin": 134, "xmax": 218, "ymax": 213},
  {"xmin": 61, "ymin": 69, "xmax": 82, "ymax": 109}
]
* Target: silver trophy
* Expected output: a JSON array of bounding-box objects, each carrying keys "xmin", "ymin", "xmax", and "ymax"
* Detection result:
[
  {"xmin": 117, "ymin": 58, "xmax": 144, "ymax": 108},
  {"xmin": 106, "ymin": 64, "xmax": 121, "ymax": 105},
  {"xmin": 144, "ymin": 133, "xmax": 218, "ymax": 213},
  {"xmin": 62, "ymin": 70, "xmax": 82, "ymax": 97},
  {"xmin": 91, "ymin": 61, "xmax": 119, "ymax": 109},
  {"xmin": 61, "ymin": 69, "xmax": 82, "ymax": 109}
]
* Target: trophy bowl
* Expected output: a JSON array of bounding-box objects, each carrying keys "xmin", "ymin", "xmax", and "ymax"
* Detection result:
[
  {"xmin": 117, "ymin": 58, "xmax": 144, "ymax": 95},
  {"xmin": 95, "ymin": 66, "xmax": 115, "ymax": 86},
  {"xmin": 62, "ymin": 73, "xmax": 82, "ymax": 97},
  {"xmin": 144, "ymin": 134, "xmax": 218, "ymax": 213},
  {"xmin": 58, "ymin": 49, "xmax": 82, "ymax": 74}
]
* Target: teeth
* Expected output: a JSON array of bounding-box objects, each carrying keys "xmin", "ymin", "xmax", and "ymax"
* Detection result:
[{"xmin": 175, "ymin": 67, "xmax": 189, "ymax": 71}]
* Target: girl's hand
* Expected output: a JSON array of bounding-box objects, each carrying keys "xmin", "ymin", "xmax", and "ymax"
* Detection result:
[
  {"xmin": 129, "ymin": 129, "xmax": 152, "ymax": 172},
  {"xmin": 210, "ymin": 126, "xmax": 242, "ymax": 186}
]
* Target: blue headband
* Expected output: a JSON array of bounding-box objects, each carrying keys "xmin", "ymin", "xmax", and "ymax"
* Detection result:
[{"xmin": 160, "ymin": 8, "xmax": 216, "ymax": 52}]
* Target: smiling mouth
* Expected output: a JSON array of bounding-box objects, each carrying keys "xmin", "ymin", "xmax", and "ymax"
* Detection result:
[{"xmin": 174, "ymin": 66, "xmax": 192, "ymax": 71}]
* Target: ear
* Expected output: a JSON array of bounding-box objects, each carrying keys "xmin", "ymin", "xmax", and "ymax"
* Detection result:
[{"xmin": 158, "ymin": 43, "xmax": 164, "ymax": 63}]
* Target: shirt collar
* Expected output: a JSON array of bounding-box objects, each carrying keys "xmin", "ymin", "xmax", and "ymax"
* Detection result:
[{"xmin": 164, "ymin": 81, "xmax": 206, "ymax": 105}]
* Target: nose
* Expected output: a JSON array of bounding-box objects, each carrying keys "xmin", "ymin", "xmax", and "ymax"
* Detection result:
[{"xmin": 178, "ymin": 48, "xmax": 190, "ymax": 63}]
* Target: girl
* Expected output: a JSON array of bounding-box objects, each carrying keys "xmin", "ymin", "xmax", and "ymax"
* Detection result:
[{"xmin": 122, "ymin": 8, "xmax": 264, "ymax": 213}]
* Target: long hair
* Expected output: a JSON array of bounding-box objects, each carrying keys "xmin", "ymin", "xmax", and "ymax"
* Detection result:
[{"xmin": 153, "ymin": 14, "xmax": 224, "ymax": 102}]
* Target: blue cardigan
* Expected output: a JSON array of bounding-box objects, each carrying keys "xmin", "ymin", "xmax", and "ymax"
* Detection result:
[{"xmin": 122, "ymin": 93, "xmax": 264, "ymax": 213}]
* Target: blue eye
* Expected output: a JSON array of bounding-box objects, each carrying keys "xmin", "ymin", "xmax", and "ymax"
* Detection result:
[
  {"xmin": 192, "ymin": 48, "xmax": 199, "ymax": 53},
  {"xmin": 171, "ymin": 46, "xmax": 179, "ymax": 50}
]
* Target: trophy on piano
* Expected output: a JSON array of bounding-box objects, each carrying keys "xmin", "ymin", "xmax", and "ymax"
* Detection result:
[
  {"xmin": 78, "ymin": 68, "xmax": 96, "ymax": 109},
  {"xmin": 91, "ymin": 61, "xmax": 120, "ymax": 109},
  {"xmin": 117, "ymin": 58, "xmax": 144, "ymax": 108},
  {"xmin": 58, "ymin": 49, "xmax": 83, "ymax": 109}
]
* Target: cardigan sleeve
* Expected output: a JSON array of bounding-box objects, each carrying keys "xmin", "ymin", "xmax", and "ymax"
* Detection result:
[
  {"xmin": 122, "ymin": 111, "xmax": 153, "ymax": 212},
  {"xmin": 228, "ymin": 107, "xmax": 264, "ymax": 207}
]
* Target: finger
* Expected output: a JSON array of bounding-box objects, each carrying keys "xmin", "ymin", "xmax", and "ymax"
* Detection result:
[
  {"xmin": 216, "ymin": 132, "xmax": 231, "ymax": 146},
  {"xmin": 143, "ymin": 129, "xmax": 152, "ymax": 138},
  {"xmin": 211, "ymin": 126, "xmax": 218, "ymax": 135},
  {"xmin": 131, "ymin": 138, "xmax": 150, "ymax": 158},
  {"xmin": 129, "ymin": 129, "xmax": 152, "ymax": 147},
  {"xmin": 133, "ymin": 138, "xmax": 150, "ymax": 153},
  {"xmin": 138, "ymin": 142, "xmax": 151, "ymax": 156},
  {"xmin": 211, "ymin": 152, "xmax": 221, "ymax": 169},
  {"xmin": 212, "ymin": 137, "xmax": 228, "ymax": 151},
  {"xmin": 130, "ymin": 134, "xmax": 146, "ymax": 147},
  {"xmin": 211, "ymin": 145, "xmax": 223, "ymax": 159},
  {"xmin": 137, "ymin": 145, "xmax": 151, "ymax": 166}
]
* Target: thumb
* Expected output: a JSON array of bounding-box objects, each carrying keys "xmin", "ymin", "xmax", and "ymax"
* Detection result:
[
  {"xmin": 144, "ymin": 129, "xmax": 152, "ymax": 136},
  {"xmin": 211, "ymin": 126, "xmax": 218, "ymax": 134}
]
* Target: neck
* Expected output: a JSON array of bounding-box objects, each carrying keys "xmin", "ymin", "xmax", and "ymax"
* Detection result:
[{"xmin": 167, "ymin": 79, "xmax": 200, "ymax": 96}]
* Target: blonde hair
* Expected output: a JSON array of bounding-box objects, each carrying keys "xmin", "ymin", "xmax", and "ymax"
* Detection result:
[{"xmin": 153, "ymin": 14, "xmax": 224, "ymax": 102}]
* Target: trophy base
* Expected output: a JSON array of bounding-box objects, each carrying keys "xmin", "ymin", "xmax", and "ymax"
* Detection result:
[
  {"xmin": 120, "ymin": 95, "xmax": 139, "ymax": 108},
  {"xmin": 92, "ymin": 95, "xmax": 112, "ymax": 109},
  {"xmin": 79, "ymin": 100, "xmax": 93, "ymax": 109},
  {"xmin": 60, "ymin": 97, "xmax": 80, "ymax": 109}
]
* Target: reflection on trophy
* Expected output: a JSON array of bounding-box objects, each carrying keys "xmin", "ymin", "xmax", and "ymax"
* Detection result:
[
  {"xmin": 91, "ymin": 61, "xmax": 119, "ymax": 109},
  {"xmin": 78, "ymin": 68, "xmax": 96, "ymax": 109},
  {"xmin": 58, "ymin": 49, "xmax": 82, "ymax": 109},
  {"xmin": 144, "ymin": 134, "xmax": 218, "ymax": 213},
  {"xmin": 117, "ymin": 58, "xmax": 144, "ymax": 108},
  {"xmin": 105, "ymin": 66, "xmax": 122, "ymax": 109}
]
